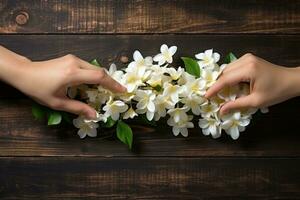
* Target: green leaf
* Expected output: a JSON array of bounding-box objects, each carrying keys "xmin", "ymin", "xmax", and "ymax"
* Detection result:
[
  {"xmin": 102, "ymin": 117, "xmax": 116, "ymax": 128},
  {"xmin": 181, "ymin": 57, "xmax": 200, "ymax": 78},
  {"xmin": 47, "ymin": 111, "xmax": 62, "ymax": 125},
  {"xmin": 116, "ymin": 120, "xmax": 133, "ymax": 149},
  {"xmin": 32, "ymin": 103, "xmax": 46, "ymax": 120},
  {"xmin": 224, "ymin": 52, "xmax": 237, "ymax": 64},
  {"xmin": 90, "ymin": 59, "xmax": 101, "ymax": 67}
]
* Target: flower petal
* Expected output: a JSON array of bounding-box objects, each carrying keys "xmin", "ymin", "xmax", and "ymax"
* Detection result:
[
  {"xmin": 213, "ymin": 52, "xmax": 220, "ymax": 63},
  {"xmin": 181, "ymin": 128, "xmax": 188, "ymax": 137},
  {"xmin": 147, "ymin": 101, "xmax": 156, "ymax": 112},
  {"xmin": 160, "ymin": 44, "xmax": 168, "ymax": 53},
  {"xmin": 133, "ymin": 50, "xmax": 143, "ymax": 61},
  {"xmin": 146, "ymin": 111, "xmax": 155, "ymax": 121},
  {"xmin": 87, "ymin": 128, "xmax": 97, "ymax": 137},
  {"xmin": 78, "ymin": 129, "xmax": 87, "ymax": 139},
  {"xmin": 229, "ymin": 126, "xmax": 239, "ymax": 140},
  {"xmin": 169, "ymin": 46, "xmax": 177, "ymax": 55},
  {"xmin": 198, "ymin": 119, "xmax": 209, "ymax": 128},
  {"xmin": 172, "ymin": 126, "xmax": 180, "ymax": 136},
  {"xmin": 202, "ymin": 128, "xmax": 210, "ymax": 136},
  {"xmin": 195, "ymin": 53, "xmax": 204, "ymax": 60},
  {"xmin": 205, "ymin": 49, "xmax": 213, "ymax": 57}
]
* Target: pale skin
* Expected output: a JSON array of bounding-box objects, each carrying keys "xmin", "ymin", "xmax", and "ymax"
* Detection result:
[
  {"xmin": 0, "ymin": 45, "xmax": 126, "ymax": 119},
  {"xmin": 1, "ymin": 46, "xmax": 299, "ymax": 118},
  {"xmin": 205, "ymin": 53, "xmax": 300, "ymax": 115}
]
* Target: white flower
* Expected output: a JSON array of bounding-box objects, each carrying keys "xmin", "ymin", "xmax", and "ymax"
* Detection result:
[
  {"xmin": 201, "ymin": 69, "xmax": 220, "ymax": 88},
  {"xmin": 126, "ymin": 50, "xmax": 152, "ymax": 76},
  {"xmin": 162, "ymin": 82, "xmax": 183, "ymax": 103},
  {"xmin": 108, "ymin": 63, "xmax": 124, "ymax": 83},
  {"xmin": 118, "ymin": 92, "xmax": 135, "ymax": 102},
  {"xmin": 103, "ymin": 99, "xmax": 129, "ymax": 121},
  {"xmin": 167, "ymin": 106, "xmax": 189, "ymax": 124},
  {"xmin": 177, "ymin": 71, "xmax": 196, "ymax": 85},
  {"xmin": 167, "ymin": 114, "xmax": 194, "ymax": 137},
  {"xmin": 154, "ymin": 94, "xmax": 175, "ymax": 121},
  {"xmin": 217, "ymin": 85, "xmax": 238, "ymax": 101},
  {"xmin": 84, "ymin": 112, "xmax": 107, "ymax": 123},
  {"xmin": 198, "ymin": 115, "xmax": 221, "ymax": 139},
  {"xmin": 195, "ymin": 49, "xmax": 220, "ymax": 69},
  {"xmin": 150, "ymin": 64, "xmax": 167, "ymax": 75},
  {"xmin": 221, "ymin": 112, "xmax": 250, "ymax": 140},
  {"xmin": 153, "ymin": 44, "xmax": 177, "ymax": 65},
  {"xmin": 146, "ymin": 74, "xmax": 163, "ymax": 87},
  {"xmin": 200, "ymin": 102, "xmax": 219, "ymax": 118},
  {"xmin": 134, "ymin": 90, "xmax": 156, "ymax": 120},
  {"xmin": 123, "ymin": 71, "xmax": 144, "ymax": 92},
  {"xmin": 166, "ymin": 67, "xmax": 184, "ymax": 80},
  {"xmin": 181, "ymin": 94, "xmax": 206, "ymax": 115},
  {"xmin": 182, "ymin": 78, "xmax": 206, "ymax": 96},
  {"xmin": 123, "ymin": 107, "xmax": 138, "ymax": 119},
  {"xmin": 73, "ymin": 116, "xmax": 99, "ymax": 139}
]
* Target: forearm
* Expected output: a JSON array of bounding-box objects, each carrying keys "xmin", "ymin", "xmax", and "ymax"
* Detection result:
[{"xmin": 0, "ymin": 45, "xmax": 31, "ymax": 87}]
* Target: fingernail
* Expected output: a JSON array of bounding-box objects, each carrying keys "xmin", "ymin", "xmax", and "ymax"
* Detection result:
[
  {"xmin": 204, "ymin": 92, "xmax": 210, "ymax": 99},
  {"xmin": 120, "ymin": 85, "xmax": 127, "ymax": 92},
  {"xmin": 221, "ymin": 109, "xmax": 228, "ymax": 116}
]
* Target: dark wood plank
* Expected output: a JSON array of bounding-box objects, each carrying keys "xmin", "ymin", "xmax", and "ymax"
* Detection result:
[
  {"xmin": 0, "ymin": 98, "xmax": 300, "ymax": 157},
  {"xmin": 0, "ymin": 0, "xmax": 299, "ymax": 34},
  {"xmin": 0, "ymin": 34, "xmax": 299, "ymax": 156},
  {"xmin": 0, "ymin": 157, "xmax": 299, "ymax": 199},
  {"xmin": 0, "ymin": 34, "xmax": 299, "ymax": 98}
]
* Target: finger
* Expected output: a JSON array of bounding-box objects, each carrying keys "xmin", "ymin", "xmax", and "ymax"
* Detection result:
[
  {"xmin": 77, "ymin": 58, "xmax": 102, "ymax": 71},
  {"xmin": 205, "ymin": 67, "xmax": 249, "ymax": 98},
  {"xmin": 220, "ymin": 95, "xmax": 255, "ymax": 115},
  {"xmin": 71, "ymin": 68, "xmax": 127, "ymax": 93},
  {"xmin": 59, "ymin": 98, "xmax": 97, "ymax": 119}
]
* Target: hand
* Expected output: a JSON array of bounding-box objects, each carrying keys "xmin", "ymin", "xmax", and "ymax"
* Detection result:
[
  {"xmin": 0, "ymin": 46, "xmax": 126, "ymax": 119},
  {"xmin": 205, "ymin": 53, "xmax": 300, "ymax": 115}
]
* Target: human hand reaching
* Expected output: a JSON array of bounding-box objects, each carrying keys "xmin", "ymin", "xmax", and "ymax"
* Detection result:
[
  {"xmin": 205, "ymin": 53, "xmax": 300, "ymax": 115},
  {"xmin": 0, "ymin": 46, "xmax": 126, "ymax": 119}
]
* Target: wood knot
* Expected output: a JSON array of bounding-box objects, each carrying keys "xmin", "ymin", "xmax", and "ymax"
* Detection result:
[
  {"xmin": 120, "ymin": 56, "xmax": 129, "ymax": 64},
  {"xmin": 15, "ymin": 11, "xmax": 29, "ymax": 25}
]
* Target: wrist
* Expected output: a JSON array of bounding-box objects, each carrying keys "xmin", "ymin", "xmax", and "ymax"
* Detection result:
[
  {"xmin": 285, "ymin": 66, "xmax": 300, "ymax": 98},
  {"xmin": 0, "ymin": 55, "xmax": 32, "ymax": 86}
]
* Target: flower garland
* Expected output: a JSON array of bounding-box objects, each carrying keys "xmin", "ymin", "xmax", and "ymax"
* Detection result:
[{"xmin": 32, "ymin": 44, "xmax": 267, "ymax": 149}]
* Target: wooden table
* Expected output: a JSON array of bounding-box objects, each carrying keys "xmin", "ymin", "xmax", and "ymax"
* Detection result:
[{"xmin": 0, "ymin": 0, "xmax": 300, "ymax": 199}]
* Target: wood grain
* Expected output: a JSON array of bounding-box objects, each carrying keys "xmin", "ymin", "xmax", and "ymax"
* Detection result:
[
  {"xmin": 0, "ymin": 35, "xmax": 298, "ymax": 67},
  {"xmin": 0, "ymin": 0, "xmax": 299, "ymax": 34},
  {"xmin": 0, "ymin": 157, "xmax": 299, "ymax": 199},
  {"xmin": 0, "ymin": 1, "xmax": 300, "ymax": 198},
  {"xmin": 0, "ymin": 34, "xmax": 299, "ymax": 157},
  {"xmin": 0, "ymin": 98, "xmax": 300, "ymax": 157},
  {"xmin": 0, "ymin": 34, "xmax": 299, "ymax": 98}
]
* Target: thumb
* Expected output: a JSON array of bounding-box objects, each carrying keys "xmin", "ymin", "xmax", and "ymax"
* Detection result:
[
  {"xmin": 220, "ymin": 95, "xmax": 255, "ymax": 115},
  {"xmin": 60, "ymin": 98, "xmax": 97, "ymax": 119}
]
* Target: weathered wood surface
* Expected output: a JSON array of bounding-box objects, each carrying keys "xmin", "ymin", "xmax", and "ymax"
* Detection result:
[
  {"xmin": 0, "ymin": 0, "xmax": 300, "ymax": 34},
  {"xmin": 0, "ymin": 157, "xmax": 299, "ymax": 199},
  {"xmin": 0, "ymin": 35, "xmax": 299, "ymax": 67},
  {"xmin": 0, "ymin": 0, "xmax": 300, "ymax": 199},
  {"xmin": 0, "ymin": 98, "xmax": 300, "ymax": 157},
  {"xmin": 0, "ymin": 35, "xmax": 299, "ymax": 99},
  {"xmin": 0, "ymin": 35, "xmax": 299, "ymax": 158}
]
